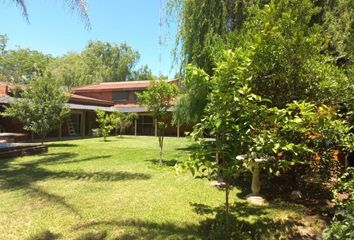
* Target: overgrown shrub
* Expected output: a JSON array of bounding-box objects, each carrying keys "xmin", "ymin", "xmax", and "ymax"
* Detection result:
[{"xmin": 323, "ymin": 167, "xmax": 354, "ymax": 240}]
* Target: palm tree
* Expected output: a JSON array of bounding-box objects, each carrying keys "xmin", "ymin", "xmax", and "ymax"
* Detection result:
[{"xmin": 11, "ymin": 0, "xmax": 90, "ymax": 29}]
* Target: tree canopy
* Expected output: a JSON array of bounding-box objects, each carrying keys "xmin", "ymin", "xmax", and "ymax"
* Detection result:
[
  {"xmin": 0, "ymin": 36, "xmax": 53, "ymax": 84},
  {"xmin": 137, "ymin": 80, "xmax": 179, "ymax": 163},
  {"xmin": 2, "ymin": 75, "xmax": 70, "ymax": 142},
  {"xmin": 170, "ymin": 0, "xmax": 354, "ymax": 124},
  {"xmin": 0, "ymin": 37, "xmax": 158, "ymax": 88},
  {"xmin": 49, "ymin": 41, "xmax": 158, "ymax": 88}
]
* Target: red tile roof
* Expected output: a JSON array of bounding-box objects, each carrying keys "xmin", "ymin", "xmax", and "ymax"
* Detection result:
[
  {"xmin": 73, "ymin": 79, "xmax": 179, "ymax": 92},
  {"xmin": 68, "ymin": 93, "xmax": 113, "ymax": 106}
]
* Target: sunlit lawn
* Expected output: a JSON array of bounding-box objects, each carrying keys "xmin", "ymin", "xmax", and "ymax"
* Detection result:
[{"xmin": 0, "ymin": 136, "xmax": 315, "ymax": 239}]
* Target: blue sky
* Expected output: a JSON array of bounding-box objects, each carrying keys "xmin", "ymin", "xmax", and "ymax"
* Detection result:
[{"xmin": 0, "ymin": 0, "xmax": 178, "ymax": 78}]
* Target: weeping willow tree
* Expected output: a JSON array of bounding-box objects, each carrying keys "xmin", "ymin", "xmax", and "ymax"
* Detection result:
[
  {"xmin": 169, "ymin": 0, "xmax": 354, "ymax": 126},
  {"xmin": 168, "ymin": 0, "xmax": 268, "ymax": 125}
]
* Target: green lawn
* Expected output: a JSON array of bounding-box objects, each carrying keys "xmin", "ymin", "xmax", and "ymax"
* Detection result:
[{"xmin": 0, "ymin": 136, "xmax": 320, "ymax": 239}]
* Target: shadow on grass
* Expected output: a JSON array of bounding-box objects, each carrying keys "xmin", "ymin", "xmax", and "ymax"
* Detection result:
[
  {"xmin": 74, "ymin": 230, "xmax": 107, "ymax": 240},
  {"xmin": 189, "ymin": 201, "xmax": 318, "ymax": 240},
  {"xmin": 45, "ymin": 143, "xmax": 78, "ymax": 148},
  {"xmin": 42, "ymin": 154, "xmax": 112, "ymax": 166},
  {"xmin": 176, "ymin": 144, "xmax": 199, "ymax": 152},
  {"xmin": 72, "ymin": 219, "xmax": 200, "ymax": 240},
  {"xmin": 29, "ymin": 230, "xmax": 61, "ymax": 240},
  {"xmin": 0, "ymin": 152, "xmax": 150, "ymax": 217},
  {"xmin": 145, "ymin": 159, "xmax": 179, "ymax": 167}
]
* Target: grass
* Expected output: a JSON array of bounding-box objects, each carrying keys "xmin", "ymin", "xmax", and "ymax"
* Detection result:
[{"xmin": 0, "ymin": 136, "xmax": 320, "ymax": 239}]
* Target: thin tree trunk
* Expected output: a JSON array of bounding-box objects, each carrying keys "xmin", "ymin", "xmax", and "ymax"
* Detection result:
[
  {"xmin": 159, "ymin": 136, "xmax": 164, "ymax": 164},
  {"xmin": 225, "ymin": 181, "xmax": 230, "ymax": 234}
]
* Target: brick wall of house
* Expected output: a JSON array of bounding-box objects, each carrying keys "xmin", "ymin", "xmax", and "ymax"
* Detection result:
[
  {"xmin": 76, "ymin": 90, "xmax": 140, "ymax": 105},
  {"xmin": 77, "ymin": 91, "xmax": 113, "ymax": 102}
]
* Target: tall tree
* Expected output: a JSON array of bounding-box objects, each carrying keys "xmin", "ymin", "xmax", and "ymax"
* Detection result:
[
  {"xmin": 50, "ymin": 52, "xmax": 86, "ymax": 88},
  {"xmin": 82, "ymin": 41, "xmax": 140, "ymax": 82},
  {"xmin": 0, "ymin": 47, "xmax": 53, "ymax": 84},
  {"xmin": 2, "ymin": 75, "xmax": 70, "ymax": 143},
  {"xmin": 137, "ymin": 80, "xmax": 179, "ymax": 164},
  {"xmin": 132, "ymin": 65, "xmax": 157, "ymax": 80},
  {"xmin": 49, "ymin": 41, "xmax": 157, "ymax": 88},
  {"xmin": 169, "ymin": 0, "xmax": 354, "ymax": 124}
]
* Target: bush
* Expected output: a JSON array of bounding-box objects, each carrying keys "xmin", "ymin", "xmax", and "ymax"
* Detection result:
[{"xmin": 323, "ymin": 167, "xmax": 354, "ymax": 240}]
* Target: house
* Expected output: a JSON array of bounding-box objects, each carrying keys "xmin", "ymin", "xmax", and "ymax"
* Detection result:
[{"xmin": 0, "ymin": 79, "xmax": 188, "ymax": 140}]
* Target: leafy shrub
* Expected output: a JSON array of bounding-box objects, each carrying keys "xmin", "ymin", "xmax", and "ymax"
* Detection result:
[{"xmin": 323, "ymin": 167, "xmax": 354, "ymax": 240}]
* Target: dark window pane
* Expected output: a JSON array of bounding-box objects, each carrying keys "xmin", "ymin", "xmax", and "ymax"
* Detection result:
[
  {"xmin": 112, "ymin": 91, "xmax": 129, "ymax": 102},
  {"xmin": 143, "ymin": 116, "xmax": 153, "ymax": 124}
]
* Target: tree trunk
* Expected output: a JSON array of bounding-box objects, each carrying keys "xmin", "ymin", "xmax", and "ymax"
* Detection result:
[
  {"xmin": 225, "ymin": 181, "xmax": 230, "ymax": 234},
  {"xmin": 159, "ymin": 136, "xmax": 164, "ymax": 164}
]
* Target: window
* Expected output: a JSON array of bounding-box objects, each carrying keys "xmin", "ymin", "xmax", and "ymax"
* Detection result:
[{"xmin": 112, "ymin": 91, "xmax": 129, "ymax": 103}]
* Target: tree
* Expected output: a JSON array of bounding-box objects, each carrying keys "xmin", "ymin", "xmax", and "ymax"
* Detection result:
[
  {"xmin": 132, "ymin": 65, "xmax": 156, "ymax": 80},
  {"xmin": 50, "ymin": 41, "xmax": 154, "ymax": 88},
  {"xmin": 181, "ymin": 48, "xmax": 353, "ymax": 237},
  {"xmin": 2, "ymin": 75, "xmax": 70, "ymax": 143},
  {"xmin": 173, "ymin": 65, "xmax": 210, "ymax": 125},
  {"xmin": 82, "ymin": 41, "xmax": 140, "ymax": 82},
  {"xmin": 174, "ymin": 0, "xmax": 354, "ymax": 236},
  {"xmin": 112, "ymin": 112, "xmax": 138, "ymax": 136},
  {"xmin": 0, "ymin": 47, "xmax": 53, "ymax": 84},
  {"xmin": 169, "ymin": 0, "xmax": 354, "ymax": 124},
  {"xmin": 168, "ymin": 0, "xmax": 268, "ymax": 125},
  {"xmin": 49, "ymin": 52, "xmax": 86, "ymax": 88},
  {"xmin": 137, "ymin": 80, "xmax": 179, "ymax": 164},
  {"xmin": 93, "ymin": 109, "xmax": 115, "ymax": 142}
]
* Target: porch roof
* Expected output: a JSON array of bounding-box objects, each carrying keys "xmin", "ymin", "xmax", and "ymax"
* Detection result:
[{"xmin": 66, "ymin": 103, "xmax": 116, "ymax": 112}]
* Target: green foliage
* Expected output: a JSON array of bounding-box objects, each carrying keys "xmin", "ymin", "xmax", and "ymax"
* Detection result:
[
  {"xmin": 49, "ymin": 52, "xmax": 86, "ymax": 89},
  {"xmin": 94, "ymin": 109, "xmax": 116, "ymax": 142},
  {"xmin": 167, "ymin": 0, "xmax": 266, "ymax": 74},
  {"xmin": 323, "ymin": 167, "xmax": 354, "ymax": 240},
  {"xmin": 111, "ymin": 111, "xmax": 138, "ymax": 136},
  {"xmin": 0, "ymin": 37, "xmax": 157, "ymax": 88},
  {"xmin": 132, "ymin": 65, "xmax": 156, "ymax": 81},
  {"xmin": 0, "ymin": 47, "xmax": 53, "ymax": 84},
  {"xmin": 320, "ymin": 0, "xmax": 354, "ymax": 58},
  {"xmin": 49, "ymin": 41, "xmax": 157, "ymax": 88},
  {"xmin": 241, "ymin": 0, "xmax": 350, "ymax": 108},
  {"xmin": 137, "ymin": 80, "xmax": 179, "ymax": 122},
  {"xmin": 2, "ymin": 75, "xmax": 69, "ymax": 141},
  {"xmin": 179, "ymin": 46, "xmax": 353, "ymax": 230},
  {"xmin": 173, "ymin": 65, "xmax": 210, "ymax": 125},
  {"xmin": 81, "ymin": 41, "xmax": 140, "ymax": 82},
  {"xmin": 137, "ymin": 80, "xmax": 179, "ymax": 163},
  {"xmin": 169, "ymin": 0, "xmax": 354, "ymax": 124},
  {"xmin": 0, "ymin": 34, "xmax": 8, "ymax": 54}
]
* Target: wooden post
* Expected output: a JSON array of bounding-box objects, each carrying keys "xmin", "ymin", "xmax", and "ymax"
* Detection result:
[
  {"xmin": 58, "ymin": 122, "xmax": 62, "ymax": 140},
  {"xmin": 82, "ymin": 111, "xmax": 86, "ymax": 137},
  {"xmin": 134, "ymin": 119, "xmax": 137, "ymax": 136},
  {"xmin": 154, "ymin": 119, "xmax": 157, "ymax": 137},
  {"xmin": 177, "ymin": 121, "xmax": 180, "ymax": 138}
]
